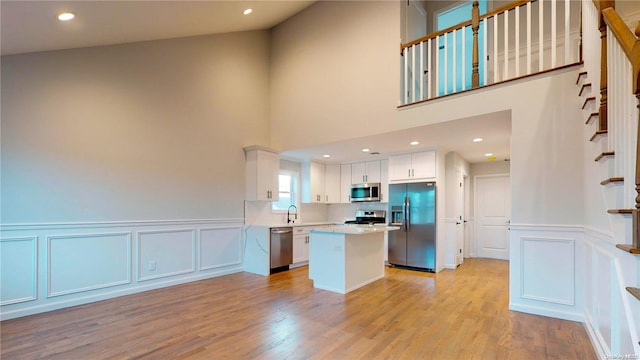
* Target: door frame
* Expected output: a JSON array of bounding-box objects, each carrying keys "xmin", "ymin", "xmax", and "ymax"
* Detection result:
[{"xmin": 472, "ymin": 173, "xmax": 510, "ymax": 259}]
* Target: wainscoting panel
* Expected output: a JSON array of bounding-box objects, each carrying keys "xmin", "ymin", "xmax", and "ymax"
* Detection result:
[
  {"xmin": 48, "ymin": 232, "xmax": 131, "ymax": 297},
  {"xmin": 1, "ymin": 237, "xmax": 37, "ymax": 305},
  {"xmin": 137, "ymin": 229, "xmax": 195, "ymax": 282},
  {"xmin": 521, "ymin": 236, "xmax": 575, "ymax": 305},
  {"xmin": 0, "ymin": 218, "xmax": 244, "ymax": 320},
  {"xmin": 509, "ymin": 224, "xmax": 584, "ymax": 322},
  {"xmin": 199, "ymin": 226, "xmax": 242, "ymax": 271},
  {"xmin": 583, "ymin": 227, "xmax": 640, "ymax": 358}
]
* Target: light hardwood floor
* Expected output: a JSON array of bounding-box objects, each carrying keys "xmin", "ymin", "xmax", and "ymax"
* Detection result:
[{"xmin": 1, "ymin": 258, "xmax": 596, "ymax": 359}]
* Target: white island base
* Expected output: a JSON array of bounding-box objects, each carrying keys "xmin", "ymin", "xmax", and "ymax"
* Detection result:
[{"xmin": 309, "ymin": 227, "xmax": 395, "ymax": 294}]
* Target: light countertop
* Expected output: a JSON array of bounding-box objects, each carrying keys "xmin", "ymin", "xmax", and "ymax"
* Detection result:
[{"xmin": 310, "ymin": 225, "xmax": 399, "ymax": 235}]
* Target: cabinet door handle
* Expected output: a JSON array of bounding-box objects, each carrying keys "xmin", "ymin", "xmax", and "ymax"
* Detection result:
[
  {"xmin": 408, "ymin": 169, "xmax": 411, "ymax": 177},
  {"xmin": 411, "ymin": 169, "xmax": 414, "ymax": 177}
]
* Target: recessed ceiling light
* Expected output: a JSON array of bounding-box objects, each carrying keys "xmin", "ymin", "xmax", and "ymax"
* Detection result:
[
  {"xmin": 485, "ymin": 153, "xmax": 493, "ymax": 157},
  {"xmin": 323, "ymin": 154, "xmax": 330, "ymax": 158},
  {"xmin": 243, "ymin": 8, "xmax": 253, "ymax": 15},
  {"xmin": 410, "ymin": 141, "xmax": 419, "ymax": 146},
  {"xmin": 473, "ymin": 138, "xmax": 483, "ymax": 142},
  {"xmin": 361, "ymin": 148, "xmax": 370, "ymax": 153},
  {"xmin": 57, "ymin": 12, "xmax": 75, "ymax": 21}
]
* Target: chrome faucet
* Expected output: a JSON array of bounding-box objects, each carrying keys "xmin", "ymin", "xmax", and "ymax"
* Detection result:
[{"xmin": 287, "ymin": 205, "xmax": 298, "ymax": 224}]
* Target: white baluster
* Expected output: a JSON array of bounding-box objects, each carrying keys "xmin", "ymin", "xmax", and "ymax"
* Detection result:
[
  {"xmin": 452, "ymin": 29, "xmax": 457, "ymax": 93},
  {"xmin": 403, "ymin": 47, "xmax": 408, "ymax": 104},
  {"xmin": 412, "ymin": 44, "xmax": 417, "ymax": 103},
  {"xmin": 504, "ymin": 10, "xmax": 509, "ymax": 80},
  {"xmin": 493, "ymin": 15, "xmax": 498, "ymax": 82},
  {"xmin": 427, "ymin": 38, "xmax": 432, "ymax": 99},
  {"xmin": 462, "ymin": 26, "xmax": 466, "ymax": 91},
  {"xmin": 539, "ymin": 0, "xmax": 544, "ymax": 71},
  {"xmin": 551, "ymin": 0, "xmax": 557, "ymax": 67},
  {"xmin": 420, "ymin": 41, "xmax": 424, "ymax": 101},
  {"xmin": 444, "ymin": 34, "xmax": 449, "ymax": 95},
  {"xmin": 435, "ymin": 36, "xmax": 440, "ymax": 96},
  {"xmin": 527, "ymin": 1, "xmax": 531, "ymax": 74},
  {"xmin": 515, "ymin": 5, "xmax": 520, "ymax": 77},
  {"xmin": 564, "ymin": 0, "xmax": 570, "ymax": 64},
  {"xmin": 482, "ymin": 19, "xmax": 487, "ymax": 85}
]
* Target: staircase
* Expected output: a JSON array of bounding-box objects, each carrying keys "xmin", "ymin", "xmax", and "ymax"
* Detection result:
[{"xmin": 579, "ymin": 0, "xmax": 640, "ymax": 354}]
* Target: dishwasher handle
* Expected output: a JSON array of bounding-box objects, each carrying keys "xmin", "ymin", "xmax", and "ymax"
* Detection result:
[{"xmin": 271, "ymin": 228, "xmax": 293, "ymax": 234}]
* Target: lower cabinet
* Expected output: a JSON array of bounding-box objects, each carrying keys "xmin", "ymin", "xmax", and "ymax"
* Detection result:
[{"xmin": 293, "ymin": 227, "xmax": 310, "ymax": 264}]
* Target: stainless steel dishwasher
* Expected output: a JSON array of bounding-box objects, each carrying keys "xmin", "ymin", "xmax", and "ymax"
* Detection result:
[{"xmin": 270, "ymin": 227, "xmax": 293, "ymax": 273}]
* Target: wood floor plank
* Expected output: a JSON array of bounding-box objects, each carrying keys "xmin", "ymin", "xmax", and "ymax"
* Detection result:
[{"xmin": 1, "ymin": 259, "xmax": 597, "ymax": 359}]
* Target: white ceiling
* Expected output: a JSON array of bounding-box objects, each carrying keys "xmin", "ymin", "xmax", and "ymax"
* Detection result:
[
  {"xmin": 281, "ymin": 110, "xmax": 512, "ymax": 164},
  {"xmin": 0, "ymin": 1, "xmax": 316, "ymax": 55},
  {"xmin": 1, "ymin": 0, "xmax": 512, "ymax": 164}
]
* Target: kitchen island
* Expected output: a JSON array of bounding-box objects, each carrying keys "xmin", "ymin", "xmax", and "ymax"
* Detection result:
[{"xmin": 308, "ymin": 225, "xmax": 398, "ymax": 294}]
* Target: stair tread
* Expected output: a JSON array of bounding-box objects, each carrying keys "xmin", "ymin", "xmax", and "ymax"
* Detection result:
[
  {"xmin": 576, "ymin": 71, "xmax": 588, "ymax": 85},
  {"xmin": 616, "ymin": 244, "xmax": 640, "ymax": 254},
  {"xmin": 601, "ymin": 177, "xmax": 624, "ymax": 185},
  {"xmin": 608, "ymin": 209, "xmax": 633, "ymax": 214},
  {"xmin": 590, "ymin": 130, "xmax": 608, "ymax": 141},
  {"xmin": 627, "ymin": 287, "xmax": 640, "ymax": 301},
  {"xmin": 579, "ymin": 83, "xmax": 592, "ymax": 97},
  {"xmin": 582, "ymin": 96, "xmax": 596, "ymax": 110},
  {"xmin": 595, "ymin": 151, "xmax": 615, "ymax": 161},
  {"xmin": 585, "ymin": 112, "xmax": 599, "ymax": 125}
]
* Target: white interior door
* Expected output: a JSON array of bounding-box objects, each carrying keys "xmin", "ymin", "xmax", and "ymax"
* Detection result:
[
  {"xmin": 475, "ymin": 174, "xmax": 510, "ymax": 260},
  {"xmin": 455, "ymin": 169, "xmax": 464, "ymax": 265}
]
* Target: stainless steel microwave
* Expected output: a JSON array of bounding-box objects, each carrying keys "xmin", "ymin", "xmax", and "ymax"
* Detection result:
[{"xmin": 350, "ymin": 183, "xmax": 381, "ymax": 202}]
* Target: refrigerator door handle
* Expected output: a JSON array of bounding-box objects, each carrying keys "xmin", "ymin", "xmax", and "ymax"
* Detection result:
[{"xmin": 405, "ymin": 196, "xmax": 410, "ymax": 231}]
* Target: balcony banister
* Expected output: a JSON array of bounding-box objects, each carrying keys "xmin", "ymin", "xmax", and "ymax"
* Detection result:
[{"xmin": 400, "ymin": 0, "xmax": 537, "ymax": 52}]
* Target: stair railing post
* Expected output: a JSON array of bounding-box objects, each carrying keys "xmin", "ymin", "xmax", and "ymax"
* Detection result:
[
  {"xmin": 471, "ymin": 1, "xmax": 480, "ymax": 88},
  {"xmin": 597, "ymin": 0, "xmax": 615, "ymax": 132}
]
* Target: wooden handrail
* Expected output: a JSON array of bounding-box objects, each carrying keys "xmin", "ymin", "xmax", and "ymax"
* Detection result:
[
  {"xmin": 478, "ymin": 0, "xmax": 531, "ymax": 22},
  {"xmin": 400, "ymin": 0, "xmax": 532, "ymax": 51},
  {"xmin": 602, "ymin": 9, "xmax": 640, "ymax": 94}
]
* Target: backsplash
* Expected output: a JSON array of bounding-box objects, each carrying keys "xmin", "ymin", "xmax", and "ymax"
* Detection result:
[
  {"xmin": 244, "ymin": 201, "xmax": 328, "ymax": 225},
  {"xmin": 327, "ymin": 202, "xmax": 388, "ymax": 223}
]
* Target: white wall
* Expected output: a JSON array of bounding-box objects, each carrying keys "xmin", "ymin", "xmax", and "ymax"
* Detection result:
[
  {"xmin": 1, "ymin": 31, "xmax": 270, "ymax": 319},
  {"xmin": 1, "ymin": 31, "xmax": 271, "ymax": 223},
  {"xmin": 270, "ymin": 0, "xmax": 400, "ymax": 150}
]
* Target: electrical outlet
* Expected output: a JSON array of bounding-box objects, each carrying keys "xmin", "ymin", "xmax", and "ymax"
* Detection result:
[{"xmin": 148, "ymin": 260, "xmax": 156, "ymax": 271}]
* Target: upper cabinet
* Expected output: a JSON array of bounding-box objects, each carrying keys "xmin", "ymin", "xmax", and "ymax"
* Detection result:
[
  {"xmin": 244, "ymin": 146, "xmax": 279, "ymax": 201},
  {"xmin": 389, "ymin": 150, "xmax": 436, "ymax": 182},
  {"xmin": 302, "ymin": 161, "xmax": 325, "ymax": 203},
  {"xmin": 351, "ymin": 160, "xmax": 381, "ymax": 183},
  {"xmin": 325, "ymin": 164, "xmax": 342, "ymax": 204},
  {"xmin": 340, "ymin": 164, "xmax": 352, "ymax": 203}
]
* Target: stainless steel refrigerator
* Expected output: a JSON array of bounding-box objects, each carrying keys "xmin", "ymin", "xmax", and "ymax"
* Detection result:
[{"xmin": 388, "ymin": 182, "xmax": 436, "ymax": 272}]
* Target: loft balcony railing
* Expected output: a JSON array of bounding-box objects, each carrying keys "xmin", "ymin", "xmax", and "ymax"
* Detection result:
[{"xmin": 400, "ymin": 0, "xmax": 582, "ymax": 106}]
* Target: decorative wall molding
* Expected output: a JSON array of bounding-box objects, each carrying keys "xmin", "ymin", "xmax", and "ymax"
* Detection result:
[
  {"xmin": 47, "ymin": 232, "xmax": 132, "ymax": 297},
  {"xmin": 0, "ymin": 218, "xmax": 244, "ymax": 232},
  {"xmin": 510, "ymin": 223, "xmax": 584, "ymax": 232},
  {"xmin": 198, "ymin": 226, "xmax": 243, "ymax": 271},
  {"xmin": 0, "ymin": 218, "xmax": 245, "ymax": 321},
  {"xmin": 136, "ymin": 229, "xmax": 196, "ymax": 282},
  {"xmin": 520, "ymin": 236, "xmax": 575, "ymax": 305},
  {"xmin": 0, "ymin": 237, "xmax": 38, "ymax": 305}
]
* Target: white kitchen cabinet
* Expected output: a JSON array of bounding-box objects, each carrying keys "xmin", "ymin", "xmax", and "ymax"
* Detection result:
[
  {"xmin": 244, "ymin": 146, "xmax": 279, "ymax": 201},
  {"xmin": 325, "ymin": 164, "xmax": 341, "ymax": 203},
  {"xmin": 389, "ymin": 150, "xmax": 436, "ymax": 182},
  {"xmin": 340, "ymin": 164, "xmax": 352, "ymax": 203},
  {"xmin": 351, "ymin": 160, "xmax": 381, "ymax": 183},
  {"xmin": 292, "ymin": 227, "xmax": 310, "ymax": 264},
  {"xmin": 302, "ymin": 161, "xmax": 325, "ymax": 203},
  {"xmin": 380, "ymin": 159, "xmax": 388, "ymax": 202}
]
